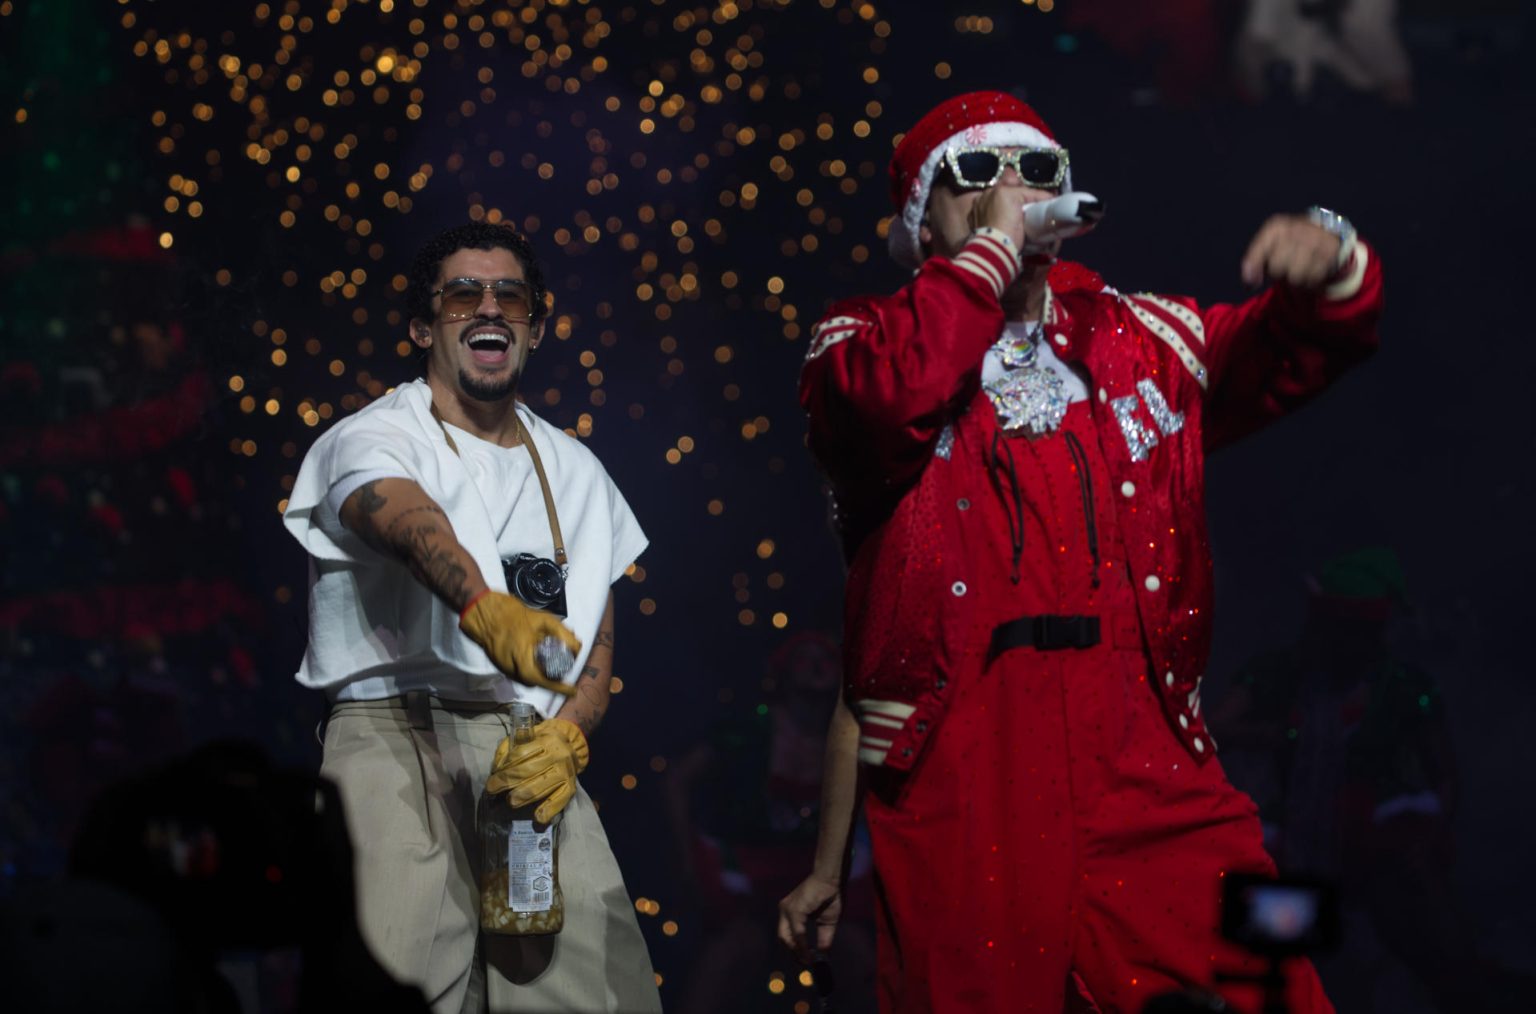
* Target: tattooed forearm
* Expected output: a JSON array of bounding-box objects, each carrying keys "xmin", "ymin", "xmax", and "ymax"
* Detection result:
[
  {"xmin": 399, "ymin": 526, "xmax": 472, "ymax": 607},
  {"xmin": 387, "ymin": 521, "xmax": 475, "ymax": 609},
  {"xmin": 561, "ymin": 665, "xmax": 606, "ymax": 738},
  {"xmin": 339, "ymin": 478, "xmax": 487, "ymax": 611},
  {"xmin": 558, "ymin": 592, "xmax": 616, "ymax": 739}
]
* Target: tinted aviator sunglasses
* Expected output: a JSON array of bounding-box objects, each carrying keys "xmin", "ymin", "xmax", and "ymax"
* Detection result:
[
  {"xmin": 942, "ymin": 145, "xmax": 1070, "ymax": 191},
  {"xmin": 431, "ymin": 278, "xmax": 534, "ymax": 323}
]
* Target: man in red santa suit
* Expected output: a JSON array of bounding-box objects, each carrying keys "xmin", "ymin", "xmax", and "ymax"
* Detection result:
[{"xmin": 777, "ymin": 91, "xmax": 1382, "ymax": 1013}]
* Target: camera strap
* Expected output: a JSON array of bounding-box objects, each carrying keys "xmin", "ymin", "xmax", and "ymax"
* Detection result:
[{"xmin": 430, "ymin": 400, "xmax": 568, "ymax": 569}]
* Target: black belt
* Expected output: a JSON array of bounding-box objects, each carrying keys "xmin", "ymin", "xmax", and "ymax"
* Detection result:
[{"xmin": 989, "ymin": 614, "xmax": 1101, "ymax": 659}]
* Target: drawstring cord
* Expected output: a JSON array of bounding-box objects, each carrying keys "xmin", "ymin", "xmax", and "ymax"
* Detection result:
[
  {"xmin": 989, "ymin": 428, "xmax": 1026, "ymax": 584},
  {"xmin": 1063, "ymin": 431, "xmax": 1102, "ymax": 589}
]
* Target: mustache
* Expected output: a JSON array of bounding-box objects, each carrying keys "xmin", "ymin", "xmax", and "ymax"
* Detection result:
[{"xmin": 460, "ymin": 316, "xmax": 513, "ymax": 338}]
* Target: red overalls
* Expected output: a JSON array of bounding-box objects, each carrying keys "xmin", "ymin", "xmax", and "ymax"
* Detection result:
[{"xmin": 861, "ymin": 401, "xmax": 1332, "ymax": 1014}]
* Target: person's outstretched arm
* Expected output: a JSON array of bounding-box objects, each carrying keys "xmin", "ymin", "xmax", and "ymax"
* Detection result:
[
  {"xmin": 339, "ymin": 475, "xmax": 578, "ymax": 695},
  {"xmin": 1202, "ymin": 213, "xmax": 1384, "ymax": 448},
  {"xmin": 338, "ymin": 476, "xmax": 488, "ymax": 610}
]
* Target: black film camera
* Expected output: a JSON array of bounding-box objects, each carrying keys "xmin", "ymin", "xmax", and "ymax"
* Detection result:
[{"xmin": 503, "ymin": 552, "xmax": 567, "ymax": 617}]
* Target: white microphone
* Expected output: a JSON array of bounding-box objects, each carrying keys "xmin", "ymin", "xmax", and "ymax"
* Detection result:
[{"xmin": 1022, "ymin": 191, "xmax": 1104, "ymax": 253}]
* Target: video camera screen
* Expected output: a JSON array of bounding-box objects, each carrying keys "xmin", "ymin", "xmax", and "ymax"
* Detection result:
[{"xmin": 1220, "ymin": 873, "xmax": 1340, "ymax": 958}]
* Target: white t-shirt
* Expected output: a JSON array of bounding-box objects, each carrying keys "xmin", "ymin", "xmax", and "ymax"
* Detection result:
[{"xmin": 283, "ymin": 379, "xmax": 646, "ymax": 718}]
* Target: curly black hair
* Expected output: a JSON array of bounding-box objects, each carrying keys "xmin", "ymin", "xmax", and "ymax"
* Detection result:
[{"xmin": 404, "ymin": 222, "xmax": 550, "ymax": 327}]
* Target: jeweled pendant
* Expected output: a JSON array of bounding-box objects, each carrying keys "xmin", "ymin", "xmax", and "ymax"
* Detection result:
[{"xmin": 986, "ymin": 365, "xmax": 1068, "ymax": 437}]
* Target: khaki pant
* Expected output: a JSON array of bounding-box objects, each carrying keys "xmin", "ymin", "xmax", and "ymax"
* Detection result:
[{"xmin": 321, "ymin": 693, "xmax": 662, "ymax": 1014}]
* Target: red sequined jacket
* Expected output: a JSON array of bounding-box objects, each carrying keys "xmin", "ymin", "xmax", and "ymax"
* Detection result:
[{"xmin": 800, "ymin": 231, "xmax": 1383, "ymax": 769}]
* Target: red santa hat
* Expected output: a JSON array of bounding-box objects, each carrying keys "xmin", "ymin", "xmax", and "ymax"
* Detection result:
[{"xmin": 887, "ymin": 91, "xmax": 1068, "ymax": 269}]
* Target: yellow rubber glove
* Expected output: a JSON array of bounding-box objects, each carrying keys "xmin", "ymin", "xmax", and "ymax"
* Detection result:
[
  {"xmin": 459, "ymin": 590, "xmax": 581, "ymax": 697},
  {"xmin": 486, "ymin": 718, "xmax": 590, "ymax": 823}
]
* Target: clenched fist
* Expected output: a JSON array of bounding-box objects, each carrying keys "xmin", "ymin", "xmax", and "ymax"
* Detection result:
[{"xmin": 1241, "ymin": 214, "xmax": 1347, "ymax": 289}]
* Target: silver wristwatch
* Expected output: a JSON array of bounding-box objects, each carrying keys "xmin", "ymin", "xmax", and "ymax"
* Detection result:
[{"xmin": 1306, "ymin": 206, "xmax": 1357, "ymax": 274}]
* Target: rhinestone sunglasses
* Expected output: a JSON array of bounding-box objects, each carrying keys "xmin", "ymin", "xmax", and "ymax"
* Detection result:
[{"xmin": 942, "ymin": 145, "xmax": 1070, "ymax": 191}]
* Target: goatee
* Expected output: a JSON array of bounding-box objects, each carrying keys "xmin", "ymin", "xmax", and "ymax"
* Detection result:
[{"xmin": 459, "ymin": 368, "xmax": 518, "ymax": 403}]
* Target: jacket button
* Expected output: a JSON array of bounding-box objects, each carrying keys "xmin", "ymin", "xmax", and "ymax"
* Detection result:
[
  {"xmin": 1121, "ymin": 481, "xmax": 1136, "ymax": 498},
  {"xmin": 1178, "ymin": 714, "xmax": 1189, "ymax": 729},
  {"xmin": 916, "ymin": 721, "xmax": 928, "ymax": 734},
  {"xmin": 902, "ymin": 747, "xmax": 913, "ymax": 758},
  {"xmin": 935, "ymin": 677, "xmax": 947, "ymax": 690},
  {"xmin": 1165, "ymin": 671, "xmax": 1175, "ymax": 687},
  {"xmin": 1098, "ymin": 388, "xmax": 1108, "ymax": 403},
  {"xmin": 1192, "ymin": 737, "xmax": 1205, "ymax": 753},
  {"xmin": 957, "ymin": 498, "xmax": 970, "ymax": 511},
  {"xmin": 1053, "ymin": 333, "xmax": 1068, "ymax": 347},
  {"xmin": 951, "ymin": 581, "xmax": 967, "ymax": 596},
  {"xmin": 1144, "ymin": 575, "xmax": 1161, "ymax": 592}
]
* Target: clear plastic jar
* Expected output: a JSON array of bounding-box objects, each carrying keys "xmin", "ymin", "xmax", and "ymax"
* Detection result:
[{"xmin": 480, "ymin": 702, "xmax": 564, "ymax": 935}]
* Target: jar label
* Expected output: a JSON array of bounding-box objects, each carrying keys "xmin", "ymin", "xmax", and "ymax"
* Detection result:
[{"xmin": 507, "ymin": 820, "xmax": 554, "ymax": 913}]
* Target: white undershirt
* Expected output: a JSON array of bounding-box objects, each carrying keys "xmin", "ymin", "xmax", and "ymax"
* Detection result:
[{"xmin": 981, "ymin": 320, "xmax": 1090, "ymax": 403}]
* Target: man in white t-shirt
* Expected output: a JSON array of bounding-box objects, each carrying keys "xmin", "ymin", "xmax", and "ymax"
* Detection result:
[{"xmin": 284, "ymin": 222, "xmax": 662, "ymax": 1013}]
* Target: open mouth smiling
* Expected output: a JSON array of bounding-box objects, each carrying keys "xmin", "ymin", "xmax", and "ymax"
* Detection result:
[{"xmin": 464, "ymin": 324, "xmax": 513, "ymax": 364}]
